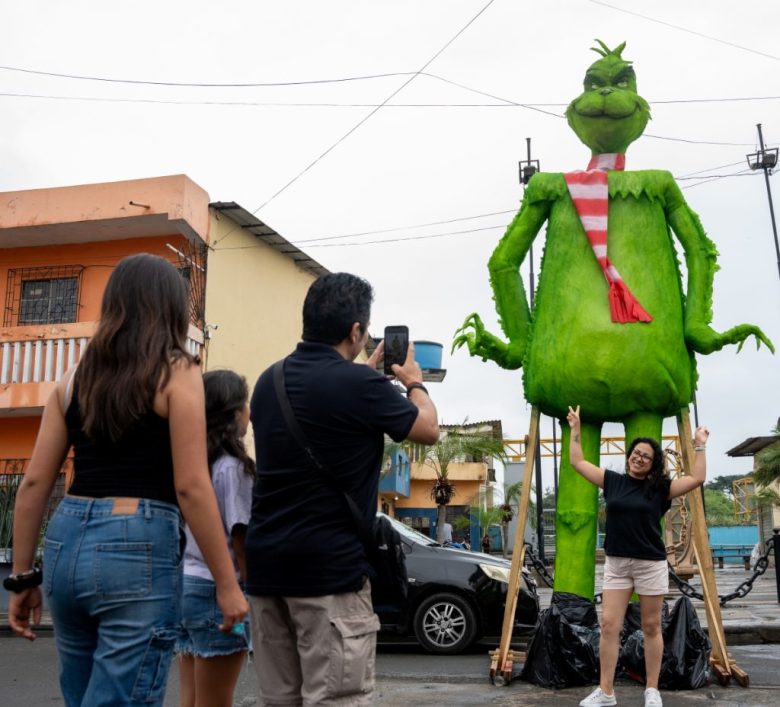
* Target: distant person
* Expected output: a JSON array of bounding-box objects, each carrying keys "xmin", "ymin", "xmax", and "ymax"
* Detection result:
[
  {"xmin": 5, "ymin": 254, "xmax": 247, "ymax": 707},
  {"xmin": 177, "ymin": 370, "xmax": 255, "ymax": 707},
  {"xmin": 245, "ymin": 272, "xmax": 440, "ymax": 705},
  {"xmin": 442, "ymin": 521, "xmax": 453, "ymax": 543},
  {"xmin": 463, "ymin": 537, "xmax": 471, "ymax": 551},
  {"xmin": 568, "ymin": 405, "xmax": 708, "ymax": 707},
  {"xmin": 482, "ymin": 533, "xmax": 491, "ymax": 554}
]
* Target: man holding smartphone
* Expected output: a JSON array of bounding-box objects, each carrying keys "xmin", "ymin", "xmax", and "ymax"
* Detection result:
[{"xmin": 245, "ymin": 272, "xmax": 439, "ymax": 706}]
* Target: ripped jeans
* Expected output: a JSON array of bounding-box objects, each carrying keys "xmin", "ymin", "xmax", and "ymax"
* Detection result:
[{"xmin": 43, "ymin": 496, "xmax": 184, "ymax": 706}]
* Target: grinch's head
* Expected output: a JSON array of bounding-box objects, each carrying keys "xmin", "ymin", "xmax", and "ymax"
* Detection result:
[{"xmin": 565, "ymin": 40, "xmax": 651, "ymax": 154}]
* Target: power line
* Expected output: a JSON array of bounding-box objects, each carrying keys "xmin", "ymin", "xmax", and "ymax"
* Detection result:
[
  {"xmin": 644, "ymin": 133, "xmax": 753, "ymax": 147},
  {"xmin": 216, "ymin": 223, "xmax": 507, "ymax": 252},
  {"xmin": 676, "ymin": 161, "xmax": 746, "ymax": 178},
  {"xmin": 295, "ymin": 209, "xmax": 516, "ymax": 244},
  {"xmin": 219, "ymin": 170, "xmax": 754, "ymax": 250},
  {"xmin": 213, "ymin": 0, "xmax": 499, "ymax": 245},
  {"xmin": 0, "ymin": 64, "xmax": 416, "ymax": 87},
  {"xmin": 2, "ymin": 88, "xmax": 779, "ymax": 109},
  {"xmin": 680, "ymin": 169, "xmax": 756, "ymax": 189},
  {"xmin": 589, "ymin": 1, "xmax": 779, "ymax": 62}
]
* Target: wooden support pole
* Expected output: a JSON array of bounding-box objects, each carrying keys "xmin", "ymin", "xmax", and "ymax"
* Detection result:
[
  {"xmin": 677, "ymin": 408, "xmax": 747, "ymax": 686},
  {"xmin": 490, "ymin": 406, "xmax": 540, "ymax": 685}
]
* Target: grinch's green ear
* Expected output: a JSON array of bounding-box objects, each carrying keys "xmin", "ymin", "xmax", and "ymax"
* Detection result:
[{"xmin": 591, "ymin": 39, "xmax": 627, "ymax": 59}]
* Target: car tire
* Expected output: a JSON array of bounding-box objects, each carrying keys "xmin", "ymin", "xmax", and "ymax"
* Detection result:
[{"xmin": 412, "ymin": 592, "xmax": 478, "ymax": 654}]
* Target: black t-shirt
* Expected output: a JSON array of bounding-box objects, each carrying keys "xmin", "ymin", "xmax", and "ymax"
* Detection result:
[
  {"xmin": 603, "ymin": 468, "xmax": 671, "ymax": 561},
  {"xmin": 245, "ymin": 342, "xmax": 419, "ymax": 597}
]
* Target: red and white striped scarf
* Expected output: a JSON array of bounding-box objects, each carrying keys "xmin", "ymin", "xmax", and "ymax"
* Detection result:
[{"xmin": 564, "ymin": 153, "xmax": 652, "ymax": 324}]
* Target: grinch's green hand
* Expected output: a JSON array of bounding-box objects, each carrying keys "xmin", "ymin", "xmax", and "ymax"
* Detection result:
[
  {"xmin": 685, "ymin": 322, "xmax": 775, "ymax": 355},
  {"xmin": 452, "ymin": 313, "xmax": 525, "ymax": 369}
]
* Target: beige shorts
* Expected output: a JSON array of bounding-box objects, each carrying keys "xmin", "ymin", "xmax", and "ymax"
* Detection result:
[
  {"xmin": 249, "ymin": 578, "xmax": 380, "ymax": 706},
  {"xmin": 603, "ymin": 555, "xmax": 668, "ymax": 595}
]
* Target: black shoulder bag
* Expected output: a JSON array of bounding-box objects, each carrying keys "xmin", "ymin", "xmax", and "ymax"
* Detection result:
[{"xmin": 272, "ymin": 359, "xmax": 408, "ymax": 607}]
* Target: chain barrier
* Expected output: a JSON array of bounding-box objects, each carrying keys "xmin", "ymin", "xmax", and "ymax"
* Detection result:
[
  {"xmin": 523, "ymin": 543, "xmax": 554, "ymax": 588},
  {"xmin": 522, "ymin": 536, "xmax": 774, "ymax": 608},
  {"xmin": 522, "ymin": 543, "xmax": 603, "ymax": 604},
  {"xmin": 668, "ymin": 535, "xmax": 775, "ymax": 606}
]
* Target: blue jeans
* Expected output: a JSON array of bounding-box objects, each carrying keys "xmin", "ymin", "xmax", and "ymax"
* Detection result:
[
  {"xmin": 176, "ymin": 574, "xmax": 251, "ymax": 657},
  {"xmin": 43, "ymin": 496, "xmax": 184, "ymax": 706}
]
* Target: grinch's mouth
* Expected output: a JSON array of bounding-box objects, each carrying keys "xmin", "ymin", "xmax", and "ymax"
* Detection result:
[{"xmin": 572, "ymin": 102, "xmax": 640, "ymax": 120}]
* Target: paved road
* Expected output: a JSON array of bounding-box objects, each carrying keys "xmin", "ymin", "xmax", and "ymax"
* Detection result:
[{"xmin": 2, "ymin": 638, "xmax": 778, "ymax": 706}]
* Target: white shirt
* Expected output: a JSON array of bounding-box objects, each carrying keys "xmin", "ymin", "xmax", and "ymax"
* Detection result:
[{"xmin": 183, "ymin": 454, "xmax": 253, "ymax": 580}]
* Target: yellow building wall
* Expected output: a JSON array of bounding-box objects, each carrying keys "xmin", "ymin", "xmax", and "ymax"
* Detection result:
[{"xmin": 203, "ymin": 210, "xmax": 319, "ymax": 388}]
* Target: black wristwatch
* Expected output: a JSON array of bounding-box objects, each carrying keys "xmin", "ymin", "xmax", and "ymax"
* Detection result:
[
  {"xmin": 406, "ymin": 382, "xmax": 429, "ymax": 397},
  {"xmin": 3, "ymin": 567, "xmax": 43, "ymax": 593}
]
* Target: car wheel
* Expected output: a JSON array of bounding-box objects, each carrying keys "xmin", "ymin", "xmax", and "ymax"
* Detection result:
[{"xmin": 413, "ymin": 592, "xmax": 478, "ymax": 654}]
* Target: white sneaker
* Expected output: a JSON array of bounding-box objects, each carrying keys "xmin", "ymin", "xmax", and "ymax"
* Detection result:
[
  {"xmin": 579, "ymin": 687, "xmax": 617, "ymax": 706},
  {"xmin": 644, "ymin": 688, "xmax": 663, "ymax": 706}
]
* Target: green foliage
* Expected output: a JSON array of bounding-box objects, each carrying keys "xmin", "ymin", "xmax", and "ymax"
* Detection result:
[
  {"xmin": 419, "ymin": 427, "xmax": 507, "ymax": 482},
  {"xmin": 754, "ymin": 486, "xmax": 780, "ymax": 509},
  {"xmin": 470, "ymin": 505, "xmax": 503, "ymax": 537},
  {"xmin": 705, "ymin": 474, "xmax": 746, "ymax": 497},
  {"xmin": 753, "ymin": 434, "xmax": 780, "ymax": 488},
  {"xmin": 703, "ymin": 488, "xmax": 750, "ymax": 527}
]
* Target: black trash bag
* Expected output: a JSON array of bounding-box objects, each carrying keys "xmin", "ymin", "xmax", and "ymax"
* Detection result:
[
  {"xmin": 616, "ymin": 600, "xmax": 671, "ymax": 680},
  {"xmin": 620, "ymin": 600, "xmax": 670, "ymax": 644},
  {"xmin": 618, "ymin": 596, "xmax": 711, "ymax": 689},
  {"xmin": 520, "ymin": 592, "xmax": 601, "ymax": 688}
]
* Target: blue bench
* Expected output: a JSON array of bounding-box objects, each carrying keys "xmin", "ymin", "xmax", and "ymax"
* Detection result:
[{"xmin": 711, "ymin": 544, "xmax": 754, "ymax": 570}]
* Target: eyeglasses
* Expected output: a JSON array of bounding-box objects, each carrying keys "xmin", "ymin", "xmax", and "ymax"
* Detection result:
[{"xmin": 630, "ymin": 450, "xmax": 653, "ymax": 463}]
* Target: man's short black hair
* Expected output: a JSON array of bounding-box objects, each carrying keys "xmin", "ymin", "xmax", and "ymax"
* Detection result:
[{"xmin": 302, "ymin": 272, "xmax": 374, "ymax": 345}]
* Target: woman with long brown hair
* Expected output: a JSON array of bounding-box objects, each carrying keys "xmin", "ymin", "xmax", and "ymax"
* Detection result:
[
  {"xmin": 6, "ymin": 254, "xmax": 247, "ymax": 706},
  {"xmin": 177, "ymin": 369, "xmax": 255, "ymax": 707}
]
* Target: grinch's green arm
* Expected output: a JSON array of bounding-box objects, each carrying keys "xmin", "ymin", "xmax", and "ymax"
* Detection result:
[
  {"xmin": 665, "ymin": 177, "xmax": 775, "ymax": 354},
  {"xmin": 452, "ymin": 189, "xmax": 550, "ymax": 368}
]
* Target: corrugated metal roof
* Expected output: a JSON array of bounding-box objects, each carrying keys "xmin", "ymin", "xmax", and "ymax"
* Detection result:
[
  {"xmin": 726, "ymin": 435, "xmax": 780, "ymax": 457},
  {"xmin": 210, "ymin": 202, "xmax": 329, "ymax": 278}
]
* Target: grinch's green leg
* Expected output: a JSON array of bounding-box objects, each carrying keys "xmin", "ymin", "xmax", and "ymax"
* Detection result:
[
  {"xmin": 554, "ymin": 421, "xmax": 601, "ymax": 599},
  {"xmin": 623, "ymin": 412, "xmax": 663, "ymax": 449}
]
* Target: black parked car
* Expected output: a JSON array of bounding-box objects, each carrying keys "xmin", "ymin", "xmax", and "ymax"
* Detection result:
[{"xmin": 372, "ymin": 514, "xmax": 539, "ymax": 654}]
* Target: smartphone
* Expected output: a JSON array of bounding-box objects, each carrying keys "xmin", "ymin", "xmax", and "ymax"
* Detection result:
[{"xmin": 383, "ymin": 325, "xmax": 409, "ymax": 375}]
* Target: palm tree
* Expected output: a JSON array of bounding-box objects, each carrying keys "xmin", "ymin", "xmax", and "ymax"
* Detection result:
[
  {"xmin": 752, "ymin": 426, "xmax": 780, "ymax": 488},
  {"xmin": 417, "ymin": 424, "xmax": 507, "ymax": 543}
]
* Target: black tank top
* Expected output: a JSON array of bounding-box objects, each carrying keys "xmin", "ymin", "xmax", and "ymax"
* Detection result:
[{"xmin": 66, "ymin": 384, "xmax": 177, "ymax": 505}]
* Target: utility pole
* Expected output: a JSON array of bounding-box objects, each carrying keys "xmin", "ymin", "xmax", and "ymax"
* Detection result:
[
  {"xmin": 747, "ymin": 124, "xmax": 780, "ymax": 285},
  {"xmin": 519, "ymin": 138, "xmax": 546, "ymax": 562}
]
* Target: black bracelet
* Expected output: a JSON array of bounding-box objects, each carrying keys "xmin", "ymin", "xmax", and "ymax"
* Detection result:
[
  {"xmin": 406, "ymin": 382, "xmax": 429, "ymax": 397},
  {"xmin": 3, "ymin": 567, "xmax": 43, "ymax": 593}
]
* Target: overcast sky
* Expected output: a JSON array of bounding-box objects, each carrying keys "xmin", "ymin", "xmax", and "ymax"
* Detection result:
[{"xmin": 2, "ymin": 1, "xmax": 778, "ymax": 491}]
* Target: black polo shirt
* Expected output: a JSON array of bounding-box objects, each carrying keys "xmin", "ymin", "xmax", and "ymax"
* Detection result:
[
  {"xmin": 245, "ymin": 342, "xmax": 419, "ymax": 596},
  {"xmin": 603, "ymin": 468, "xmax": 671, "ymax": 561}
]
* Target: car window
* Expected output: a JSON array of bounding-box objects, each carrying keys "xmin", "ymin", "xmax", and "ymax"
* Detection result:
[{"xmin": 378, "ymin": 512, "xmax": 438, "ymax": 546}]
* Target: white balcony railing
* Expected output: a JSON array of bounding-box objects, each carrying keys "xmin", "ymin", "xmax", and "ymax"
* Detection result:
[
  {"xmin": 0, "ymin": 326, "xmax": 204, "ymax": 385},
  {"xmin": 0, "ymin": 336, "xmax": 88, "ymax": 385}
]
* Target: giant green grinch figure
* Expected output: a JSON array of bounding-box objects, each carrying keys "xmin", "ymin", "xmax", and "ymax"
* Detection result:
[{"xmin": 453, "ymin": 40, "xmax": 773, "ymax": 600}]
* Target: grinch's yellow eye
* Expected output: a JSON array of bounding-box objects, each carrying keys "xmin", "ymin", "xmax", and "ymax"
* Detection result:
[
  {"xmin": 590, "ymin": 83, "xmax": 600, "ymax": 90},
  {"xmin": 616, "ymin": 80, "xmax": 628, "ymax": 88}
]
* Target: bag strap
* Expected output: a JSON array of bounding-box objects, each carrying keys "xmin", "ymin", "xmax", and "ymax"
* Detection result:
[{"xmin": 271, "ymin": 359, "xmax": 375, "ymax": 553}]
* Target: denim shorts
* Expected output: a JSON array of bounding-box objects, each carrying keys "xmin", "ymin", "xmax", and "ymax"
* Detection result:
[
  {"xmin": 176, "ymin": 574, "xmax": 251, "ymax": 657},
  {"xmin": 43, "ymin": 495, "xmax": 184, "ymax": 707}
]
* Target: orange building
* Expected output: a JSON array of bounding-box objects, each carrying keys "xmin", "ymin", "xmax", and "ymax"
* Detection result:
[{"xmin": 0, "ymin": 175, "xmax": 328, "ymax": 555}]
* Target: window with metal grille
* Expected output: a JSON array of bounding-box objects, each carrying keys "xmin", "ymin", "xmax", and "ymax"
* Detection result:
[
  {"xmin": 4, "ymin": 266, "xmax": 83, "ymax": 326},
  {"xmin": 19, "ymin": 278, "xmax": 78, "ymax": 324}
]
